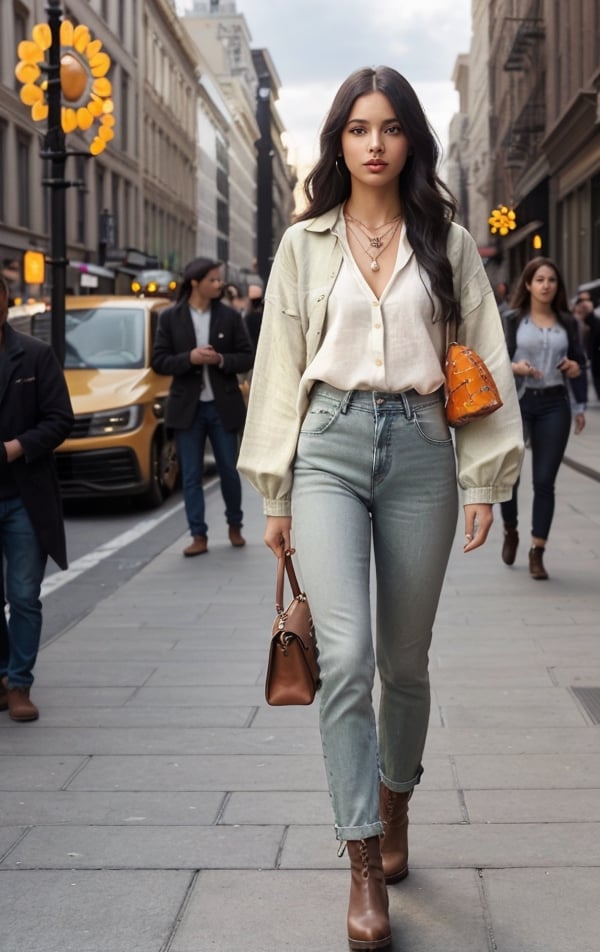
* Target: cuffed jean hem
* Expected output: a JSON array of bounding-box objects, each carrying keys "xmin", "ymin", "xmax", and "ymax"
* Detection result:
[
  {"xmin": 379, "ymin": 764, "xmax": 424, "ymax": 794},
  {"xmin": 335, "ymin": 820, "xmax": 384, "ymax": 842}
]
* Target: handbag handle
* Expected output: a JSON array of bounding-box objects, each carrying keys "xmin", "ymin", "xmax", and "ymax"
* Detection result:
[{"xmin": 275, "ymin": 552, "xmax": 302, "ymax": 613}]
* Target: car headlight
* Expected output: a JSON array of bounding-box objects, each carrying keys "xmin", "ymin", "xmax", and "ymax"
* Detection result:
[{"xmin": 87, "ymin": 405, "xmax": 143, "ymax": 435}]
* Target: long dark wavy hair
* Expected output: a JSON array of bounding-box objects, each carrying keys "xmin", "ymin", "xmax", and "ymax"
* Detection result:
[
  {"xmin": 509, "ymin": 257, "xmax": 570, "ymax": 319},
  {"xmin": 297, "ymin": 66, "xmax": 459, "ymax": 325}
]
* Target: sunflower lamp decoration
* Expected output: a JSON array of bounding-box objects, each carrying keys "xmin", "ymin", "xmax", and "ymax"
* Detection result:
[
  {"xmin": 15, "ymin": 20, "xmax": 115, "ymax": 156},
  {"xmin": 488, "ymin": 205, "xmax": 517, "ymax": 237}
]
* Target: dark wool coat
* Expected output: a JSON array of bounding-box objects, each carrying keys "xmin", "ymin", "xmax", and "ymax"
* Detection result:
[
  {"xmin": 151, "ymin": 298, "xmax": 254, "ymax": 432},
  {"xmin": 0, "ymin": 324, "xmax": 74, "ymax": 568}
]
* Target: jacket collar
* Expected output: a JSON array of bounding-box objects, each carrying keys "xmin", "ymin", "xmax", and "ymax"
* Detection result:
[{"xmin": 304, "ymin": 206, "xmax": 341, "ymax": 234}]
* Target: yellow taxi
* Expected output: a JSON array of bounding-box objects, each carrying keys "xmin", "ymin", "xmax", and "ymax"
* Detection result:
[{"xmin": 11, "ymin": 296, "xmax": 179, "ymax": 507}]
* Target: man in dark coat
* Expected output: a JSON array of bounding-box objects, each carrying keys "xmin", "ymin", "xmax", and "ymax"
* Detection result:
[
  {"xmin": 0, "ymin": 275, "xmax": 74, "ymax": 721},
  {"xmin": 152, "ymin": 258, "xmax": 253, "ymax": 556}
]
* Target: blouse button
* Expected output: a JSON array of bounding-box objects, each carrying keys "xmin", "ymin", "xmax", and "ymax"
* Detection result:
[
  {"xmin": 375, "ymin": 359, "xmax": 383, "ymax": 367},
  {"xmin": 316, "ymin": 294, "xmax": 325, "ymax": 302},
  {"xmin": 374, "ymin": 323, "xmax": 381, "ymax": 329}
]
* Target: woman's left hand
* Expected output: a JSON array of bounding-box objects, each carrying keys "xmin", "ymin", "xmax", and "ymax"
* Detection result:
[
  {"xmin": 574, "ymin": 412, "xmax": 586, "ymax": 434},
  {"xmin": 557, "ymin": 357, "xmax": 581, "ymax": 378},
  {"xmin": 463, "ymin": 503, "xmax": 493, "ymax": 552}
]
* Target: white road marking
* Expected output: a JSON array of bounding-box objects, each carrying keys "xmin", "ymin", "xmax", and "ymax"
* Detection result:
[{"xmin": 41, "ymin": 499, "xmax": 186, "ymax": 596}]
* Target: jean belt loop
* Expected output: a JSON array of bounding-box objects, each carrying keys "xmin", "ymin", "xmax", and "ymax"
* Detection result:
[
  {"xmin": 340, "ymin": 389, "xmax": 354, "ymax": 414},
  {"xmin": 399, "ymin": 390, "xmax": 413, "ymax": 419}
]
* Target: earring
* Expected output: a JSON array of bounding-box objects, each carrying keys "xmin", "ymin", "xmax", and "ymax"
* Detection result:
[{"xmin": 335, "ymin": 155, "xmax": 345, "ymax": 179}]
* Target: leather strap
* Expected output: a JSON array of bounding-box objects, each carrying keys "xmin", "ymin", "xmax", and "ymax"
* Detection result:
[{"xmin": 275, "ymin": 553, "xmax": 301, "ymax": 613}]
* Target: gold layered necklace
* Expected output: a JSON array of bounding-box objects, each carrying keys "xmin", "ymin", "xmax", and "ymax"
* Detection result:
[{"xmin": 344, "ymin": 214, "xmax": 401, "ymax": 272}]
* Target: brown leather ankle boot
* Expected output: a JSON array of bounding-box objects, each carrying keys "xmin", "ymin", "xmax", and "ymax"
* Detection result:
[
  {"xmin": 346, "ymin": 837, "xmax": 391, "ymax": 950},
  {"xmin": 379, "ymin": 784, "xmax": 412, "ymax": 883},
  {"xmin": 501, "ymin": 526, "xmax": 519, "ymax": 565},
  {"xmin": 529, "ymin": 545, "xmax": 548, "ymax": 580},
  {"xmin": 7, "ymin": 686, "xmax": 39, "ymax": 722}
]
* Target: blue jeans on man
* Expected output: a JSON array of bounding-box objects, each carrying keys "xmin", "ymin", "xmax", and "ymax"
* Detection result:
[
  {"xmin": 0, "ymin": 497, "xmax": 47, "ymax": 687},
  {"xmin": 176, "ymin": 400, "xmax": 243, "ymax": 539}
]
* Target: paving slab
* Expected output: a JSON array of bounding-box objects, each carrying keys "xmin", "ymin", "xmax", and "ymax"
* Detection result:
[
  {"xmin": 464, "ymin": 788, "xmax": 600, "ymax": 823},
  {"xmin": 0, "ymin": 790, "xmax": 225, "ymax": 826},
  {"xmin": 484, "ymin": 868, "xmax": 600, "ymax": 952},
  {"xmin": 3, "ymin": 824, "xmax": 285, "ymax": 869},
  {"xmin": 0, "ymin": 869, "xmax": 192, "ymax": 952},
  {"xmin": 65, "ymin": 753, "xmax": 329, "ymax": 791},
  {"xmin": 13, "ymin": 705, "xmax": 254, "ymax": 728},
  {"xmin": 454, "ymin": 752, "xmax": 600, "ymax": 788},
  {"xmin": 0, "ymin": 755, "xmax": 87, "ymax": 791}
]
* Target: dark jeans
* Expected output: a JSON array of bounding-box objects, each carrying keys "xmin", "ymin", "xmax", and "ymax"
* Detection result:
[
  {"xmin": 500, "ymin": 387, "xmax": 571, "ymax": 541},
  {"xmin": 0, "ymin": 497, "xmax": 47, "ymax": 687},
  {"xmin": 175, "ymin": 400, "xmax": 243, "ymax": 538}
]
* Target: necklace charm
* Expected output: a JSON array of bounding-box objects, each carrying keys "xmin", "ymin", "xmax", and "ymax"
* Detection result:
[
  {"xmin": 370, "ymin": 260, "xmax": 380, "ymax": 272},
  {"xmin": 370, "ymin": 237, "xmax": 383, "ymax": 248}
]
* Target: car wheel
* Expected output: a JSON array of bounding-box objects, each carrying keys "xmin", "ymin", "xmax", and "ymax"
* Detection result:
[{"xmin": 141, "ymin": 433, "xmax": 179, "ymax": 508}]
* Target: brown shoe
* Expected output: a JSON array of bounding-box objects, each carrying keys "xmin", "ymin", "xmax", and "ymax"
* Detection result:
[
  {"xmin": 346, "ymin": 837, "xmax": 391, "ymax": 950},
  {"xmin": 183, "ymin": 536, "xmax": 208, "ymax": 557},
  {"xmin": 228, "ymin": 525, "xmax": 246, "ymax": 547},
  {"xmin": 501, "ymin": 526, "xmax": 519, "ymax": 566},
  {"xmin": 379, "ymin": 784, "xmax": 412, "ymax": 884},
  {"xmin": 7, "ymin": 685, "xmax": 39, "ymax": 722},
  {"xmin": 529, "ymin": 545, "xmax": 548, "ymax": 580},
  {"xmin": 0, "ymin": 676, "xmax": 8, "ymax": 712}
]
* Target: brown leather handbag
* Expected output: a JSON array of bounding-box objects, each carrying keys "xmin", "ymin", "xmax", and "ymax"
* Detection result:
[
  {"xmin": 445, "ymin": 341, "xmax": 503, "ymax": 427},
  {"xmin": 265, "ymin": 553, "xmax": 320, "ymax": 706}
]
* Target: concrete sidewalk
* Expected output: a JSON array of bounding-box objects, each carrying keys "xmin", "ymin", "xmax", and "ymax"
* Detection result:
[{"xmin": 0, "ymin": 409, "xmax": 599, "ymax": 952}]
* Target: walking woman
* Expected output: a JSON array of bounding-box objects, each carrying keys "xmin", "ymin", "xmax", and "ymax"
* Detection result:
[
  {"xmin": 238, "ymin": 66, "xmax": 523, "ymax": 950},
  {"xmin": 500, "ymin": 257, "xmax": 585, "ymax": 579}
]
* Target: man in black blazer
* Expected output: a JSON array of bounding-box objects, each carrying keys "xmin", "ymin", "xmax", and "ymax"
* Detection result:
[
  {"xmin": 152, "ymin": 258, "xmax": 254, "ymax": 556},
  {"xmin": 0, "ymin": 276, "xmax": 74, "ymax": 721}
]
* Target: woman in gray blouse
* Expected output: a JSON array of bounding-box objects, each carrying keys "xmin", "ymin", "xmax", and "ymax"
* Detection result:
[
  {"xmin": 501, "ymin": 257, "xmax": 585, "ymax": 578},
  {"xmin": 238, "ymin": 66, "xmax": 523, "ymax": 951}
]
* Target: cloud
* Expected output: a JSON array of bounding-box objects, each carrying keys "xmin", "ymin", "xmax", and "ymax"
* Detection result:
[{"xmin": 178, "ymin": 0, "xmax": 471, "ymax": 169}]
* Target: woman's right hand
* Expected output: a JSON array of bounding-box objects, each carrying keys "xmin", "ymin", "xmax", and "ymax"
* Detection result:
[
  {"xmin": 512, "ymin": 359, "xmax": 542, "ymax": 379},
  {"xmin": 264, "ymin": 516, "xmax": 294, "ymax": 558}
]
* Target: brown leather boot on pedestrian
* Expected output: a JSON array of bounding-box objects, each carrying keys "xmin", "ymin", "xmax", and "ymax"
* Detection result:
[
  {"xmin": 529, "ymin": 545, "xmax": 548, "ymax": 580},
  {"xmin": 183, "ymin": 536, "xmax": 208, "ymax": 557},
  {"xmin": 501, "ymin": 526, "xmax": 519, "ymax": 565},
  {"xmin": 0, "ymin": 676, "xmax": 8, "ymax": 712},
  {"xmin": 346, "ymin": 837, "xmax": 391, "ymax": 950},
  {"xmin": 379, "ymin": 784, "xmax": 412, "ymax": 884},
  {"xmin": 7, "ymin": 686, "xmax": 39, "ymax": 722},
  {"xmin": 228, "ymin": 525, "xmax": 246, "ymax": 547}
]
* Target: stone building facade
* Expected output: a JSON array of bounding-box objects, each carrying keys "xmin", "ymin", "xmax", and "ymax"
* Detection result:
[
  {"xmin": 451, "ymin": 0, "xmax": 600, "ymax": 295},
  {"xmin": 0, "ymin": 0, "xmax": 295, "ymax": 300}
]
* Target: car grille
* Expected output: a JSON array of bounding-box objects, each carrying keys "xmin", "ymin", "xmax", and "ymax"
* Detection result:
[{"xmin": 55, "ymin": 448, "xmax": 142, "ymax": 496}]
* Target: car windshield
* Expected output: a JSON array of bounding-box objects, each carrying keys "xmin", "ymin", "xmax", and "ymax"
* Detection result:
[{"xmin": 64, "ymin": 307, "xmax": 145, "ymax": 369}]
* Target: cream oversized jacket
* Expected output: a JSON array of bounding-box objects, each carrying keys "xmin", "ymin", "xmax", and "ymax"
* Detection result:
[{"xmin": 238, "ymin": 207, "xmax": 524, "ymax": 516}]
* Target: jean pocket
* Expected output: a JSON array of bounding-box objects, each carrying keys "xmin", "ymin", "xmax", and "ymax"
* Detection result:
[
  {"xmin": 300, "ymin": 398, "xmax": 340, "ymax": 435},
  {"xmin": 413, "ymin": 400, "xmax": 453, "ymax": 445}
]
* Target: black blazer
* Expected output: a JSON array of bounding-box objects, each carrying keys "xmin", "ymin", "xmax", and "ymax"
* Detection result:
[
  {"xmin": 152, "ymin": 298, "xmax": 254, "ymax": 432},
  {"xmin": 0, "ymin": 324, "xmax": 74, "ymax": 568}
]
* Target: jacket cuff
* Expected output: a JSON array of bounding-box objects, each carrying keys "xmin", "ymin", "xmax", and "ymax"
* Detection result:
[
  {"xmin": 462, "ymin": 485, "xmax": 514, "ymax": 505},
  {"xmin": 263, "ymin": 498, "xmax": 292, "ymax": 517}
]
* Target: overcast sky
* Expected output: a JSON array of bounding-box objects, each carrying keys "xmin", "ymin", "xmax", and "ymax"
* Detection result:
[{"xmin": 178, "ymin": 0, "xmax": 472, "ymax": 173}]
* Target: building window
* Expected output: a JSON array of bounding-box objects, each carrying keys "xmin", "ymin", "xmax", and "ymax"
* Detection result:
[
  {"xmin": 14, "ymin": 5, "xmax": 28, "ymax": 91},
  {"xmin": 0, "ymin": 122, "xmax": 5, "ymax": 221},
  {"xmin": 121, "ymin": 71, "xmax": 129, "ymax": 153},
  {"xmin": 16, "ymin": 132, "xmax": 31, "ymax": 228}
]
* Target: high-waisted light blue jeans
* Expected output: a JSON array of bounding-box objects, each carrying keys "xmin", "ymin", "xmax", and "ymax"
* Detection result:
[{"xmin": 292, "ymin": 383, "xmax": 458, "ymax": 841}]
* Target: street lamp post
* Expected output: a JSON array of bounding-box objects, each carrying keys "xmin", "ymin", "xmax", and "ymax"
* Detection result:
[{"xmin": 43, "ymin": 0, "xmax": 67, "ymax": 367}]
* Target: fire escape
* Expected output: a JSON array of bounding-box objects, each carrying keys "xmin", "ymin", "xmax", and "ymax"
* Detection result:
[{"xmin": 501, "ymin": 18, "xmax": 546, "ymax": 175}]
